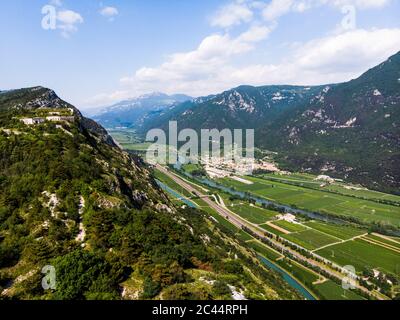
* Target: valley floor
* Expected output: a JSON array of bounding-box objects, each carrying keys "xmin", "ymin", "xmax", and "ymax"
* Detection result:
[
  {"xmin": 108, "ymin": 132, "xmax": 400, "ymax": 300},
  {"xmin": 152, "ymin": 165, "xmax": 400, "ymax": 300}
]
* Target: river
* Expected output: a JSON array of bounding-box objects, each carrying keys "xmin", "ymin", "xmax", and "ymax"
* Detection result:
[
  {"xmin": 177, "ymin": 169, "xmax": 345, "ymax": 225},
  {"xmin": 259, "ymin": 256, "xmax": 316, "ymax": 300},
  {"xmin": 157, "ymin": 175, "xmax": 317, "ymax": 300},
  {"xmin": 156, "ymin": 180, "xmax": 197, "ymax": 208}
]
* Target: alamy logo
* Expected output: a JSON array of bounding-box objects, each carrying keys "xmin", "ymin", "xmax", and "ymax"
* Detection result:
[
  {"xmin": 146, "ymin": 121, "xmax": 255, "ymax": 175},
  {"xmin": 341, "ymin": 5, "xmax": 357, "ymax": 30},
  {"xmin": 342, "ymin": 265, "xmax": 357, "ymax": 290},
  {"xmin": 41, "ymin": 265, "xmax": 56, "ymax": 290},
  {"xmin": 41, "ymin": 5, "xmax": 57, "ymax": 30}
]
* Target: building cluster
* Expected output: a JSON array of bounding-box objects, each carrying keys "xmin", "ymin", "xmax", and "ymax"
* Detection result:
[
  {"xmin": 201, "ymin": 157, "xmax": 255, "ymax": 178},
  {"xmin": 201, "ymin": 156, "xmax": 281, "ymax": 179},
  {"xmin": 315, "ymin": 175, "xmax": 335, "ymax": 184},
  {"xmin": 19, "ymin": 109, "xmax": 75, "ymax": 125}
]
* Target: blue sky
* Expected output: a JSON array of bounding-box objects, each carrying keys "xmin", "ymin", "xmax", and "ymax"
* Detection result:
[{"xmin": 1, "ymin": 0, "xmax": 400, "ymax": 113}]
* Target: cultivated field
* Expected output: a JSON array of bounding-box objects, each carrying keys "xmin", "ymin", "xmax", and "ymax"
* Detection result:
[
  {"xmin": 304, "ymin": 221, "xmax": 366, "ymax": 240},
  {"xmin": 276, "ymin": 259, "xmax": 320, "ymax": 287},
  {"xmin": 108, "ymin": 130, "xmax": 152, "ymax": 151},
  {"xmin": 153, "ymin": 166, "xmax": 400, "ymax": 299},
  {"xmin": 248, "ymin": 240, "xmax": 282, "ymax": 261},
  {"xmin": 272, "ymin": 220, "xmax": 308, "ymax": 233},
  {"xmin": 261, "ymin": 172, "xmax": 400, "ymax": 203},
  {"xmin": 313, "ymin": 281, "xmax": 365, "ymax": 300},
  {"xmin": 218, "ymin": 176, "xmax": 400, "ymax": 227},
  {"xmin": 227, "ymin": 203, "xmax": 278, "ymax": 224},
  {"xmin": 259, "ymin": 223, "xmax": 286, "ymax": 236},
  {"xmin": 316, "ymin": 239, "xmax": 400, "ymax": 275},
  {"xmin": 283, "ymin": 229, "xmax": 339, "ymax": 251},
  {"xmin": 362, "ymin": 234, "xmax": 400, "ymax": 250}
]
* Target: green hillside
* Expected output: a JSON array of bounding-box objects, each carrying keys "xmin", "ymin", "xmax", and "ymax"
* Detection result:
[
  {"xmin": 0, "ymin": 87, "xmax": 300, "ymax": 300},
  {"xmin": 138, "ymin": 52, "xmax": 400, "ymax": 194}
]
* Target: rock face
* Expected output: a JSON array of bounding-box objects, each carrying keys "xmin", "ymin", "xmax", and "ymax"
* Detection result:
[
  {"xmin": 0, "ymin": 86, "xmax": 117, "ymax": 147},
  {"xmin": 138, "ymin": 51, "xmax": 400, "ymax": 193}
]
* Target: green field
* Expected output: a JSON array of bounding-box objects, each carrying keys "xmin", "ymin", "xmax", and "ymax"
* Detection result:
[
  {"xmin": 152, "ymin": 167, "xmax": 397, "ymax": 299},
  {"xmin": 272, "ymin": 220, "xmax": 308, "ymax": 233},
  {"xmin": 261, "ymin": 172, "xmax": 400, "ymax": 203},
  {"xmin": 276, "ymin": 259, "xmax": 320, "ymax": 287},
  {"xmin": 198, "ymin": 200, "xmax": 241, "ymax": 234},
  {"xmin": 154, "ymin": 170, "xmax": 194, "ymax": 198},
  {"xmin": 218, "ymin": 176, "xmax": 400, "ymax": 227},
  {"xmin": 316, "ymin": 239, "xmax": 400, "ymax": 275},
  {"xmin": 363, "ymin": 234, "xmax": 400, "ymax": 250},
  {"xmin": 236, "ymin": 230, "xmax": 254, "ymax": 242},
  {"xmin": 304, "ymin": 221, "xmax": 366, "ymax": 240},
  {"xmin": 109, "ymin": 129, "xmax": 155, "ymax": 151},
  {"xmin": 283, "ymin": 229, "xmax": 339, "ymax": 250},
  {"xmin": 248, "ymin": 240, "xmax": 282, "ymax": 261},
  {"xmin": 389, "ymin": 235, "xmax": 400, "ymax": 242},
  {"xmin": 122, "ymin": 142, "xmax": 152, "ymax": 151},
  {"xmin": 228, "ymin": 204, "xmax": 278, "ymax": 224},
  {"xmin": 154, "ymin": 170, "xmax": 244, "ymax": 236},
  {"xmin": 259, "ymin": 223, "xmax": 286, "ymax": 236},
  {"xmin": 313, "ymin": 281, "xmax": 365, "ymax": 300},
  {"xmin": 260, "ymin": 173, "xmax": 326, "ymax": 190},
  {"xmin": 108, "ymin": 129, "xmax": 139, "ymax": 144}
]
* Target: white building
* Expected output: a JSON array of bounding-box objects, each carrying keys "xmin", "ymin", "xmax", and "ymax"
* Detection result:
[
  {"xmin": 46, "ymin": 116, "xmax": 75, "ymax": 122},
  {"xmin": 316, "ymin": 175, "xmax": 335, "ymax": 184},
  {"xmin": 278, "ymin": 213, "xmax": 296, "ymax": 223},
  {"xmin": 20, "ymin": 115, "xmax": 74, "ymax": 125},
  {"xmin": 20, "ymin": 118, "xmax": 46, "ymax": 125}
]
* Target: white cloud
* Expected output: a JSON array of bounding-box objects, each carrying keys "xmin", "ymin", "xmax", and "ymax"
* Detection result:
[
  {"xmin": 329, "ymin": 0, "xmax": 391, "ymax": 9},
  {"xmin": 57, "ymin": 10, "xmax": 84, "ymax": 38},
  {"xmin": 100, "ymin": 6, "xmax": 119, "ymax": 20},
  {"xmin": 57, "ymin": 10, "xmax": 83, "ymax": 25},
  {"xmin": 295, "ymin": 28, "xmax": 400, "ymax": 72},
  {"xmin": 118, "ymin": 24, "xmax": 273, "ymax": 90},
  {"xmin": 230, "ymin": 28, "xmax": 400, "ymax": 85},
  {"xmin": 211, "ymin": 1, "xmax": 254, "ymax": 28},
  {"xmin": 88, "ymin": 27, "xmax": 400, "ymax": 107},
  {"xmin": 86, "ymin": 90, "xmax": 131, "ymax": 108},
  {"xmin": 237, "ymin": 24, "xmax": 276, "ymax": 42},
  {"xmin": 262, "ymin": 0, "xmax": 294, "ymax": 21},
  {"xmin": 262, "ymin": 0, "xmax": 391, "ymax": 21},
  {"xmin": 85, "ymin": 0, "xmax": 397, "ymax": 107}
]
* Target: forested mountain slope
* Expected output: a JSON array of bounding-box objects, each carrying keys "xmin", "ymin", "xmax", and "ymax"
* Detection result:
[
  {"xmin": 138, "ymin": 52, "xmax": 400, "ymax": 193},
  {"xmin": 261, "ymin": 51, "xmax": 400, "ymax": 193},
  {"xmin": 139, "ymin": 85, "xmax": 324, "ymax": 133},
  {"xmin": 0, "ymin": 87, "xmax": 299, "ymax": 300}
]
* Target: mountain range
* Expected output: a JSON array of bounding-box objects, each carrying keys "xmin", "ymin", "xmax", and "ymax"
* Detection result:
[
  {"xmin": 0, "ymin": 87, "xmax": 298, "ymax": 300},
  {"xmin": 136, "ymin": 51, "xmax": 400, "ymax": 194},
  {"xmin": 92, "ymin": 92, "xmax": 192, "ymax": 129}
]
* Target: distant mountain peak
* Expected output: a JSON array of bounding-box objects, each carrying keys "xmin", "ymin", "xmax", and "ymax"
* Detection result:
[
  {"xmin": 138, "ymin": 91, "xmax": 168, "ymax": 99},
  {"xmin": 93, "ymin": 92, "xmax": 192, "ymax": 128}
]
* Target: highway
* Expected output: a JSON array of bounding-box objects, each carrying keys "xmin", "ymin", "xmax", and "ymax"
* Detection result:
[{"xmin": 155, "ymin": 164, "xmax": 386, "ymax": 300}]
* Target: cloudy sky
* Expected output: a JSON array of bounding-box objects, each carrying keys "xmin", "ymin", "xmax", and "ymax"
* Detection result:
[{"xmin": 1, "ymin": 0, "xmax": 400, "ymax": 112}]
